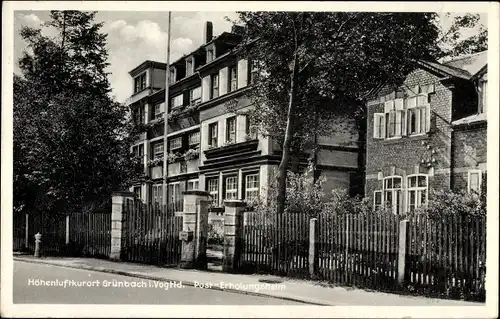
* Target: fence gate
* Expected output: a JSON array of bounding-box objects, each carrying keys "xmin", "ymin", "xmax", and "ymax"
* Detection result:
[
  {"xmin": 121, "ymin": 199, "xmax": 183, "ymax": 266},
  {"xmin": 69, "ymin": 211, "xmax": 112, "ymax": 258},
  {"xmin": 207, "ymin": 208, "xmax": 225, "ymax": 270}
]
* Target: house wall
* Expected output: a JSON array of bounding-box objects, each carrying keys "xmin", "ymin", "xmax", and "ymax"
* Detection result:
[
  {"xmin": 365, "ymin": 67, "xmax": 455, "ymax": 211},
  {"xmin": 451, "ymin": 126, "xmax": 487, "ymax": 192}
]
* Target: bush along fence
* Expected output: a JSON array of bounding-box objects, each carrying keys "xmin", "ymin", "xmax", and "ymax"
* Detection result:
[{"xmin": 239, "ymin": 209, "xmax": 486, "ymax": 302}]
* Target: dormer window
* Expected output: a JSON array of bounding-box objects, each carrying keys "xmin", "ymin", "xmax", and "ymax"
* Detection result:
[
  {"xmin": 206, "ymin": 45, "xmax": 215, "ymax": 63},
  {"xmin": 169, "ymin": 67, "xmax": 176, "ymax": 84},
  {"xmin": 186, "ymin": 57, "xmax": 194, "ymax": 76},
  {"xmin": 134, "ymin": 72, "xmax": 147, "ymax": 93}
]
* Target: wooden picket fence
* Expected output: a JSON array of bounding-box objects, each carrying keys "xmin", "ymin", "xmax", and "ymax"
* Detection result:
[
  {"xmin": 121, "ymin": 200, "xmax": 183, "ymax": 266},
  {"xmin": 240, "ymin": 212, "xmax": 310, "ymax": 277},
  {"xmin": 69, "ymin": 211, "xmax": 112, "ymax": 258},
  {"xmin": 240, "ymin": 211, "xmax": 486, "ymax": 301},
  {"xmin": 316, "ymin": 213, "xmax": 400, "ymax": 289},
  {"xmin": 405, "ymin": 214, "xmax": 486, "ymax": 300}
]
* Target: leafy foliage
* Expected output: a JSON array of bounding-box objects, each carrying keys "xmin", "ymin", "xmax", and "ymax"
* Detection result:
[
  {"xmin": 14, "ymin": 11, "xmax": 139, "ymax": 221},
  {"xmin": 438, "ymin": 13, "xmax": 487, "ymax": 58},
  {"xmin": 229, "ymin": 12, "xmax": 443, "ymax": 214}
]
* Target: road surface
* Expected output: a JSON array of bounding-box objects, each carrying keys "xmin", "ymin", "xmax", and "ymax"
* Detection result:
[{"xmin": 13, "ymin": 261, "xmax": 302, "ymax": 305}]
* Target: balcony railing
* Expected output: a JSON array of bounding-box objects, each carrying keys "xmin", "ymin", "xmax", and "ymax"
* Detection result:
[{"xmin": 168, "ymin": 159, "xmax": 199, "ymax": 176}]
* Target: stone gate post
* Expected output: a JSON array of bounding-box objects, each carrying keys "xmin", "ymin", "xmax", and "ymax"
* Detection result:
[
  {"xmin": 180, "ymin": 190, "xmax": 211, "ymax": 269},
  {"xmin": 110, "ymin": 191, "xmax": 134, "ymax": 260},
  {"xmin": 222, "ymin": 200, "xmax": 246, "ymax": 273}
]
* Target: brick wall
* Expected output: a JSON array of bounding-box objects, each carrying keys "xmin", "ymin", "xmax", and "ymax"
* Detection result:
[
  {"xmin": 451, "ymin": 126, "xmax": 487, "ymax": 192},
  {"xmin": 365, "ymin": 67, "xmax": 455, "ymax": 202}
]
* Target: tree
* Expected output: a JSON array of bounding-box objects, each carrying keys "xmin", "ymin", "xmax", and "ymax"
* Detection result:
[
  {"xmin": 230, "ymin": 12, "xmax": 442, "ymax": 215},
  {"xmin": 14, "ymin": 11, "xmax": 139, "ymax": 223},
  {"xmin": 438, "ymin": 13, "xmax": 487, "ymax": 58}
]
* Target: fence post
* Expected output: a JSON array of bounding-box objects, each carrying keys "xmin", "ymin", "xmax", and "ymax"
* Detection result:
[
  {"xmin": 110, "ymin": 191, "xmax": 134, "ymax": 260},
  {"xmin": 309, "ymin": 218, "xmax": 318, "ymax": 277},
  {"xmin": 65, "ymin": 215, "xmax": 70, "ymax": 245},
  {"xmin": 222, "ymin": 200, "xmax": 246, "ymax": 273},
  {"xmin": 180, "ymin": 190, "xmax": 211, "ymax": 269},
  {"xmin": 398, "ymin": 219, "xmax": 409, "ymax": 285},
  {"xmin": 25, "ymin": 213, "xmax": 29, "ymax": 249}
]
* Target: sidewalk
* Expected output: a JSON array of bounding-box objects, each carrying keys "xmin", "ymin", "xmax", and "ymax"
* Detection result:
[{"xmin": 13, "ymin": 256, "xmax": 482, "ymax": 306}]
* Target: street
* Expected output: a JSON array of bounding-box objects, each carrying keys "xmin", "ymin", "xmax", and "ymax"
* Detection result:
[{"xmin": 13, "ymin": 261, "xmax": 302, "ymax": 305}]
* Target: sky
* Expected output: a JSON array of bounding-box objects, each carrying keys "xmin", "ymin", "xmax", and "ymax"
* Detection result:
[
  {"xmin": 13, "ymin": 10, "xmax": 240, "ymax": 103},
  {"xmin": 13, "ymin": 11, "xmax": 487, "ymax": 103}
]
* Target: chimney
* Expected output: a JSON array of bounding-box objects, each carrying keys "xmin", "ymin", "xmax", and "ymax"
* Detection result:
[{"xmin": 204, "ymin": 21, "xmax": 213, "ymax": 43}]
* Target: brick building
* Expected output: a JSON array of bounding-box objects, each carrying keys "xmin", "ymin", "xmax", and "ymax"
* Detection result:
[
  {"xmin": 127, "ymin": 21, "xmax": 365, "ymax": 210},
  {"xmin": 365, "ymin": 51, "xmax": 487, "ymax": 214}
]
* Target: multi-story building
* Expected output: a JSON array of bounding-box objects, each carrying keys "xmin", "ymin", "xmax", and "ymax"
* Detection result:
[
  {"xmin": 365, "ymin": 51, "xmax": 487, "ymax": 214},
  {"xmin": 127, "ymin": 21, "xmax": 365, "ymax": 210}
]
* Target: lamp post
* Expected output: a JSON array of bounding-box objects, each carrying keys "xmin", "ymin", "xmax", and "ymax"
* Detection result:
[{"xmin": 162, "ymin": 11, "xmax": 172, "ymax": 209}]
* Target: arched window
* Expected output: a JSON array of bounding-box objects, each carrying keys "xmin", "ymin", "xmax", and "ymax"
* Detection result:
[
  {"xmin": 383, "ymin": 176, "xmax": 403, "ymax": 215},
  {"xmin": 407, "ymin": 174, "xmax": 428, "ymax": 212}
]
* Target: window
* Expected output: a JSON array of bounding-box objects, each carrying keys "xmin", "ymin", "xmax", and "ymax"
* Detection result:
[
  {"xmin": 207, "ymin": 178, "xmax": 219, "ymax": 205},
  {"xmin": 407, "ymin": 174, "xmax": 428, "ymax": 212},
  {"xmin": 373, "ymin": 113, "xmax": 386, "ymax": 139},
  {"xmin": 134, "ymin": 73, "xmax": 147, "ymax": 93},
  {"xmin": 171, "ymin": 95, "xmax": 183, "ymax": 109},
  {"xmin": 244, "ymin": 173, "xmax": 259, "ymax": 202},
  {"xmin": 229, "ymin": 65, "xmax": 238, "ymax": 92},
  {"xmin": 249, "ymin": 60, "xmax": 258, "ymax": 84},
  {"xmin": 245, "ymin": 116, "xmax": 258, "ymax": 140},
  {"xmin": 187, "ymin": 179, "xmax": 199, "ymax": 191},
  {"xmin": 169, "ymin": 136, "xmax": 182, "ymax": 150},
  {"xmin": 152, "ymin": 184, "xmax": 163, "ymax": 204},
  {"xmin": 406, "ymin": 94, "xmax": 430, "ymax": 135},
  {"xmin": 132, "ymin": 144, "xmax": 144, "ymax": 158},
  {"xmin": 153, "ymin": 143, "xmax": 164, "ymax": 158},
  {"xmin": 208, "ymin": 122, "xmax": 218, "ymax": 147},
  {"xmin": 211, "ymin": 74, "xmax": 219, "ymax": 99},
  {"xmin": 225, "ymin": 176, "xmax": 238, "ymax": 200},
  {"xmin": 186, "ymin": 58, "xmax": 194, "ymax": 76},
  {"xmin": 154, "ymin": 103, "xmax": 165, "ymax": 120},
  {"xmin": 189, "ymin": 131, "xmax": 200, "ymax": 146},
  {"xmin": 168, "ymin": 183, "xmax": 181, "ymax": 205},
  {"xmin": 383, "ymin": 176, "xmax": 403, "ymax": 215},
  {"xmin": 468, "ymin": 170, "xmax": 482, "ymax": 194},
  {"xmin": 189, "ymin": 86, "xmax": 201, "ymax": 105},
  {"xmin": 207, "ymin": 48, "xmax": 214, "ymax": 63},
  {"xmin": 373, "ymin": 190, "xmax": 382, "ymax": 211},
  {"xmin": 226, "ymin": 117, "xmax": 236, "ymax": 143},
  {"xmin": 384, "ymin": 100, "xmax": 404, "ymax": 138},
  {"xmin": 169, "ymin": 68, "xmax": 176, "ymax": 83},
  {"xmin": 133, "ymin": 186, "xmax": 142, "ymax": 199},
  {"xmin": 133, "ymin": 107, "xmax": 145, "ymax": 125}
]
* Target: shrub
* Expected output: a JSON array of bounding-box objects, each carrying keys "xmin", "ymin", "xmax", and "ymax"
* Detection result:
[{"xmin": 401, "ymin": 188, "xmax": 486, "ymax": 219}]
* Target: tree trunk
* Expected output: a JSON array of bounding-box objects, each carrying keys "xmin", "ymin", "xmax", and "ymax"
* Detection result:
[{"xmin": 276, "ymin": 51, "xmax": 299, "ymax": 215}]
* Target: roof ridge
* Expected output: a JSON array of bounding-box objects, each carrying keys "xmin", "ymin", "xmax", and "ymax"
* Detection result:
[{"xmin": 443, "ymin": 50, "xmax": 487, "ymax": 64}]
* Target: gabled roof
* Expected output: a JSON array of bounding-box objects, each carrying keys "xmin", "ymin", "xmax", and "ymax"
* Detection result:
[
  {"xmin": 452, "ymin": 112, "xmax": 487, "ymax": 126},
  {"xmin": 443, "ymin": 50, "xmax": 487, "ymax": 78}
]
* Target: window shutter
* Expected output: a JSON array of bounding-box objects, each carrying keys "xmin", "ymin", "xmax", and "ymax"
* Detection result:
[
  {"xmin": 380, "ymin": 115, "xmax": 386, "ymax": 138},
  {"xmin": 426, "ymin": 104, "xmax": 431, "ymax": 132},
  {"xmin": 237, "ymin": 59, "xmax": 248, "ymax": 89},
  {"xmin": 373, "ymin": 114, "xmax": 380, "ymax": 138}
]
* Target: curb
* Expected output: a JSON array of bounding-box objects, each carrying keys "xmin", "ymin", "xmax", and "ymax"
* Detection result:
[{"xmin": 14, "ymin": 257, "xmax": 332, "ymax": 306}]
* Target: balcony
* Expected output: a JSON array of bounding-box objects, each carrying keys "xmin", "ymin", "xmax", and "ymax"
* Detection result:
[
  {"xmin": 127, "ymin": 88, "xmax": 151, "ymax": 105},
  {"xmin": 168, "ymin": 159, "xmax": 199, "ymax": 176},
  {"xmin": 150, "ymin": 165, "xmax": 163, "ymax": 179}
]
